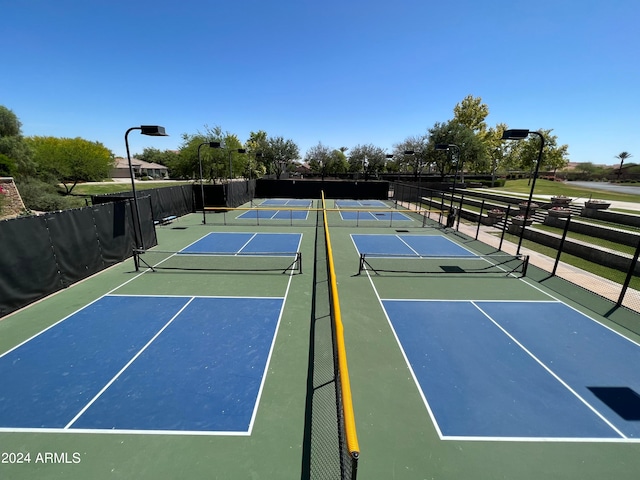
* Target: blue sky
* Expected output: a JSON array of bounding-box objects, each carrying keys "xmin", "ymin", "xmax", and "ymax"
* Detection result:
[{"xmin": 3, "ymin": 0, "xmax": 639, "ymax": 165}]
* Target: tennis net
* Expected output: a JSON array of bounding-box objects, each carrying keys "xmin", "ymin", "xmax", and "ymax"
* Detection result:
[
  {"xmin": 357, "ymin": 253, "xmax": 528, "ymax": 277},
  {"xmin": 133, "ymin": 249, "xmax": 302, "ymax": 274}
]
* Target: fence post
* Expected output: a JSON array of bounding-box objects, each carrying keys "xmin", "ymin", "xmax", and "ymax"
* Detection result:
[
  {"xmin": 499, "ymin": 204, "xmax": 511, "ymax": 251},
  {"xmin": 617, "ymin": 236, "xmax": 640, "ymax": 307},
  {"xmin": 551, "ymin": 216, "xmax": 571, "ymax": 276},
  {"xmin": 476, "ymin": 199, "xmax": 485, "ymax": 240},
  {"xmin": 456, "ymin": 193, "xmax": 464, "ymax": 230}
]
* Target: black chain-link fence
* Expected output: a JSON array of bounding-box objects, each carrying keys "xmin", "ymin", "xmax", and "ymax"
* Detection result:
[{"xmin": 392, "ymin": 181, "xmax": 640, "ymax": 320}]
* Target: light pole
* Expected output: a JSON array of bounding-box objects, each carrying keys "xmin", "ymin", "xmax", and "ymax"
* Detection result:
[
  {"xmin": 125, "ymin": 125, "xmax": 168, "ymax": 250},
  {"xmin": 198, "ymin": 141, "xmax": 221, "ymax": 224},
  {"xmin": 435, "ymin": 143, "xmax": 461, "ymax": 211},
  {"xmin": 501, "ymin": 129, "xmax": 545, "ymax": 254}
]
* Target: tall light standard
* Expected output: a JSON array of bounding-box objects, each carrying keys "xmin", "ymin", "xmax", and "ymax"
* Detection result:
[
  {"xmin": 501, "ymin": 129, "xmax": 545, "ymax": 254},
  {"xmin": 434, "ymin": 143, "xmax": 461, "ymax": 211},
  {"xmin": 125, "ymin": 125, "xmax": 168, "ymax": 250},
  {"xmin": 198, "ymin": 141, "xmax": 221, "ymax": 224}
]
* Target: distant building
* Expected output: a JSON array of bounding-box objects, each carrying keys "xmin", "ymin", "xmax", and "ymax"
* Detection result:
[{"xmin": 112, "ymin": 157, "xmax": 168, "ymax": 179}]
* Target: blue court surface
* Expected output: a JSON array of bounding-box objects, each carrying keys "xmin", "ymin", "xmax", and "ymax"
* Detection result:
[
  {"xmin": 259, "ymin": 199, "xmax": 313, "ymax": 207},
  {"xmin": 340, "ymin": 210, "xmax": 412, "ymax": 222},
  {"xmin": 351, "ymin": 234, "xmax": 475, "ymax": 257},
  {"xmin": 181, "ymin": 232, "xmax": 302, "ymax": 255},
  {"xmin": 237, "ymin": 200, "xmax": 311, "ymax": 220},
  {"xmin": 382, "ymin": 299, "xmax": 640, "ymax": 440},
  {"xmin": 0, "ymin": 294, "xmax": 284, "ymax": 434},
  {"xmin": 336, "ymin": 200, "xmax": 388, "ymax": 208},
  {"xmin": 337, "ymin": 200, "xmax": 413, "ymax": 222}
]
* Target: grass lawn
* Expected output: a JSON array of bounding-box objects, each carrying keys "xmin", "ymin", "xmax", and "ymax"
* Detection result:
[
  {"xmin": 71, "ymin": 181, "xmax": 193, "ymax": 196},
  {"xmin": 494, "ymin": 179, "xmax": 640, "ymax": 204},
  {"xmin": 532, "ymin": 224, "xmax": 637, "ymax": 256}
]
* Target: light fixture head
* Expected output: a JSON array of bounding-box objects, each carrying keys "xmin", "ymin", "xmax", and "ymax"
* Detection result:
[
  {"xmin": 140, "ymin": 125, "xmax": 168, "ymax": 136},
  {"xmin": 434, "ymin": 144, "xmax": 450, "ymax": 151},
  {"xmin": 501, "ymin": 129, "xmax": 530, "ymax": 140}
]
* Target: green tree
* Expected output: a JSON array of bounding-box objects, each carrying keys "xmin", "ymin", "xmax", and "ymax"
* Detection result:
[
  {"xmin": 263, "ymin": 136, "xmax": 300, "ymax": 179},
  {"xmin": 177, "ymin": 126, "xmax": 227, "ymax": 181},
  {"xmin": 0, "ymin": 152, "xmax": 17, "ymax": 176},
  {"xmin": 392, "ymin": 135, "xmax": 429, "ymax": 179},
  {"xmin": 0, "ymin": 106, "xmax": 22, "ymax": 137},
  {"xmin": 427, "ymin": 120, "xmax": 487, "ymax": 180},
  {"xmin": 505, "ymin": 129, "xmax": 568, "ymax": 177},
  {"xmin": 325, "ymin": 149, "xmax": 348, "ymax": 176},
  {"xmin": 136, "ymin": 147, "xmax": 179, "ymax": 167},
  {"xmin": 453, "ymin": 95, "xmax": 489, "ymax": 135},
  {"xmin": 245, "ymin": 130, "xmax": 270, "ymax": 178},
  {"xmin": 348, "ymin": 144, "xmax": 388, "ymax": 178},
  {"xmin": 615, "ymin": 151, "xmax": 633, "ymax": 179},
  {"xmin": 484, "ymin": 123, "xmax": 508, "ymax": 185},
  {"xmin": 27, "ymin": 136, "xmax": 114, "ymax": 194},
  {"xmin": 0, "ymin": 106, "xmax": 35, "ymax": 178},
  {"xmin": 304, "ymin": 142, "xmax": 333, "ymax": 178}
]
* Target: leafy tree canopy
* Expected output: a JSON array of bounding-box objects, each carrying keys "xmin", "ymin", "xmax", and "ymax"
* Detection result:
[
  {"xmin": 26, "ymin": 136, "xmax": 114, "ymax": 194},
  {"xmin": 348, "ymin": 144, "xmax": 388, "ymax": 177},
  {"xmin": 0, "ymin": 106, "xmax": 22, "ymax": 138},
  {"xmin": 453, "ymin": 95, "xmax": 489, "ymax": 134}
]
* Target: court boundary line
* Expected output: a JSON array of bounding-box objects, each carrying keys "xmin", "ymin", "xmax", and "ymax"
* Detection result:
[
  {"xmin": 365, "ymin": 268, "xmax": 639, "ymax": 442},
  {"xmin": 1, "ymin": 292, "xmax": 292, "ymax": 436},
  {"xmin": 519, "ymin": 276, "xmax": 640, "ymax": 349},
  {"xmin": 1, "ymin": 229, "xmax": 299, "ymax": 436},
  {"xmin": 247, "ymin": 256, "xmax": 296, "ymax": 434},
  {"xmin": 471, "ymin": 300, "xmax": 626, "ymax": 439},
  {"xmin": 338, "ymin": 210, "xmax": 413, "ymax": 222},
  {"xmin": 64, "ymin": 297, "xmax": 197, "ymax": 429}
]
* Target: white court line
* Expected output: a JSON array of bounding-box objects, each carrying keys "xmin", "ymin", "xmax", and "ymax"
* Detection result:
[
  {"xmin": 470, "ymin": 300, "xmax": 626, "ymax": 439},
  {"xmin": 64, "ymin": 297, "xmax": 196, "ymax": 429}
]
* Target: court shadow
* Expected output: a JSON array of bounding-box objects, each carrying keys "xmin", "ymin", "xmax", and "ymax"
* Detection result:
[{"xmin": 588, "ymin": 386, "xmax": 640, "ymax": 421}]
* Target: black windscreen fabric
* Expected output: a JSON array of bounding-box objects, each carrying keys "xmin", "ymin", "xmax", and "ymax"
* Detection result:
[
  {"xmin": 199, "ymin": 184, "xmax": 226, "ymax": 208},
  {"xmin": 45, "ymin": 208, "xmax": 104, "ymax": 287},
  {"xmin": 93, "ymin": 201, "xmax": 135, "ymax": 266},
  {"xmin": 0, "ymin": 216, "xmax": 62, "ymax": 317},
  {"xmin": 225, "ymin": 180, "xmax": 256, "ymax": 207},
  {"xmin": 93, "ymin": 186, "xmax": 195, "ymax": 221},
  {"xmin": 149, "ymin": 186, "xmax": 194, "ymax": 219},
  {"xmin": 177, "ymin": 185, "xmax": 195, "ymax": 215},
  {"xmin": 138, "ymin": 196, "xmax": 158, "ymax": 250}
]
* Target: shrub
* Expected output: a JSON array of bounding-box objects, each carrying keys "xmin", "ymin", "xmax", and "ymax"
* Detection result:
[{"xmin": 15, "ymin": 178, "xmax": 82, "ymax": 212}]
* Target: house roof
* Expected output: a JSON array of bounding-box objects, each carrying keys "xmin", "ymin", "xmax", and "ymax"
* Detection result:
[{"xmin": 113, "ymin": 157, "xmax": 168, "ymax": 170}]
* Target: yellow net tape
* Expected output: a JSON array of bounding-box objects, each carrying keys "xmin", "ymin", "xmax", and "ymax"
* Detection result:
[{"xmin": 321, "ymin": 193, "xmax": 360, "ymax": 458}]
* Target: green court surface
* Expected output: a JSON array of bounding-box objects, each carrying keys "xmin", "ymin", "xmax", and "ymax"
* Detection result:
[{"xmin": 2, "ymin": 200, "xmax": 640, "ymax": 479}]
